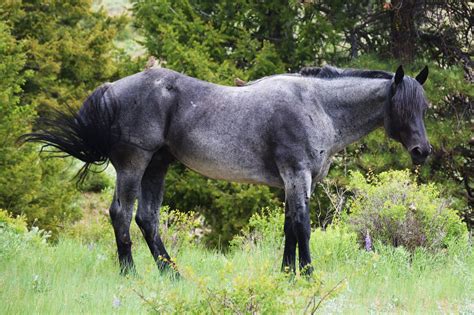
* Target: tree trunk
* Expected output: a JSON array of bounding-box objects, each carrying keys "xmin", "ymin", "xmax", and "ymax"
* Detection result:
[{"xmin": 390, "ymin": 0, "xmax": 417, "ymax": 64}]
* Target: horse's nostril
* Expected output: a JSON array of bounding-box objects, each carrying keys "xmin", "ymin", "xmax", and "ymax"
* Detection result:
[{"xmin": 412, "ymin": 146, "xmax": 423, "ymax": 156}]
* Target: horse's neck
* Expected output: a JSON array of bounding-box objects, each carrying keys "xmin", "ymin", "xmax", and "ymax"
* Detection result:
[{"xmin": 314, "ymin": 78, "xmax": 389, "ymax": 153}]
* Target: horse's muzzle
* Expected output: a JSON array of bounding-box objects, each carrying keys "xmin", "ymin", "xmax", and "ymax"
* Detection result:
[{"xmin": 410, "ymin": 144, "xmax": 432, "ymax": 165}]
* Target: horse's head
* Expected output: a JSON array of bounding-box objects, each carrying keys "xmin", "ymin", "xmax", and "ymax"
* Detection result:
[{"xmin": 385, "ymin": 65, "xmax": 431, "ymax": 165}]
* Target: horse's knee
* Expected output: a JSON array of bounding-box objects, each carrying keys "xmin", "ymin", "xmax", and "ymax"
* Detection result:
[{"xmin": 109, "ymin": 199, "xmax": 120, "ymax": 220}]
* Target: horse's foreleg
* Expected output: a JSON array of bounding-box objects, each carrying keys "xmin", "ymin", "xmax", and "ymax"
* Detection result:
[
  {"xmin": 135, "ymin": 152, "xmax": 177, "ymax": 274},
  {"xmin": 282, "ymin": 169, "xmax": 313, "ymax": 276},
  {"xmin": 109, "ymin": 148, "xmax": 152, "ymax": 275}
]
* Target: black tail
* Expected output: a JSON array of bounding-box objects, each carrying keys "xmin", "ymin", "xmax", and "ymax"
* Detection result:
[{"xmin": 19, "ymin": 83, "xmax": 120, "ymax": 182}]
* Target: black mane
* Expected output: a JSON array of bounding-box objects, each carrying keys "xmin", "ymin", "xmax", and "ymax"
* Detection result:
[{"xmin": 300, "ymin": 65, "xmax": 393, "ymax": 80}]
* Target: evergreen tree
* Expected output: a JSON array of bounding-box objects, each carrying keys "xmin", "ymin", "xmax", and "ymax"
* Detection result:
[
  {"xmin": 0, "ymin": 0, "xmax": 128, "ymax": 113},
  {"xmin": 0, "ymin": 21, "xmax": 81, "ymax": 236}
]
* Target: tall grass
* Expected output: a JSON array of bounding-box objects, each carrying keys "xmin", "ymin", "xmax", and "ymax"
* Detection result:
[{"xmin": 1, "ymin": 207, "xmax": 473, "ymax": 314}]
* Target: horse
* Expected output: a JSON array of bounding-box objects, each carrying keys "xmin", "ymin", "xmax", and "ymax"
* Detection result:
[{"xmin": 21, "ymin": 64, "xmax": 431, "ymax": 276}]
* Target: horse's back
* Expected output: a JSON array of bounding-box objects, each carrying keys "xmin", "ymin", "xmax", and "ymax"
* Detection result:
[
  {"xmin": 164, "ymin": 74, "xmax": 331, "ymax": 186},
  {"xmin": 110, "ymin": 69, "xmax": 332, "ymax": 187}
]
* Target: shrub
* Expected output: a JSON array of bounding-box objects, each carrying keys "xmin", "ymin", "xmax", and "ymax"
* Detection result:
[
  {"xmin": 342, "ymin": 170, "xmax": 467, "ymax": 252},
  {"xmin": 230, "ymin": 206, "xmax": 284, "ymax": 250},
  {"xmin": 0, "ymin": 209, "xmax": 50, "ymax": 260},
  {"xmin": 0, "ymin": 209, "xmax": 28, "ymax": 234},
  {"xmin": 160, "ymin": 208, "xmax": 207, "ymax": 249},
  {"xmin": 1, "ymin": 0, "xmax": 129, "ymax": 113},
  {"xmin": 77, "ymin": 169, "xmax": 113, "ymax": 193}
]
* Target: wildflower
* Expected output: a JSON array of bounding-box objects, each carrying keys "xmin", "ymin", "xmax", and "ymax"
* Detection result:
[
  {"xmin": 365, "ymin": 229, "xmax": 372, "ymax": 251},
  {"xmin": 113, "ymin": 296, "xmax": 121, "ymax": 308}
]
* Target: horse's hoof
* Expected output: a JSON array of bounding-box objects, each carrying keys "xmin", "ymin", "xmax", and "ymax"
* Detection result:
[
  {"xmin": 300, "ymin": 265, "xmax": 314, "ymax": 278},
  {"xmin": 157, "ymin": 260, "xmax": 181, "ymax": 280}
]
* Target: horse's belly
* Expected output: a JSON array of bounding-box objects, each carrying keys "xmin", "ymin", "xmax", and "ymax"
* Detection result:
[
  {"xmin": 168, "ymin": 135, "xmax": 282, "ymax": 187},
  {"xmin": 184, "ymin": 159, "xmax": 280, "ymax": 186}
]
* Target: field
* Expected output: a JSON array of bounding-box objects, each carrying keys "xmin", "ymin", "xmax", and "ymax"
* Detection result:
[{"xmin": 1, "ymin": 201, "xmax": 473, "ymax": 314}]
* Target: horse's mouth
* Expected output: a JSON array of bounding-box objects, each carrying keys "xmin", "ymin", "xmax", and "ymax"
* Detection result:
[{"xmin": 411, "ymin": 155, "xmax": 427, "ymax": 165}]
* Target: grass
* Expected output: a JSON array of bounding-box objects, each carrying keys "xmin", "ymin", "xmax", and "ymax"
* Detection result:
[{"xmin": 1, "ymin": 206, "xmax": 473, "ymax": 314}]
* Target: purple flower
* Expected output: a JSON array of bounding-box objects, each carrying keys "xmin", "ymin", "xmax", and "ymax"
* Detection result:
[
  {"xmin": 113, "ymin": 296, "xmax": 121, "ymax": 308},
  {"xmin": 365, "ymin": 229, "xmax": 372, "ymax": 251}
]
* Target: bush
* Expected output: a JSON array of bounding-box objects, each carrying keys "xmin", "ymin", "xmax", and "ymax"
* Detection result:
[
  {"xmin": 0, "ymin": 209, "xmax": 28, "ymax": 234},
  {"xmin": 230, "ymin": 206, "xmax": 284, "ymax": 250},
  {"xmin": 78, "ymin": 169, "xmax": 113, "ymax": 193},
  {"xmin": 0, "ymin": 209, "xmax": 50, "ymax": 260},
  {"xmin": 1, "ymin": 0, "xmax": 129, "ymax": 113},
  {"xmin": 342, "ymin": 170, "xmax": 468, "ymax": 252},
  {"xmin": 160, "ymin": 208, "xmax": 207, "ymax": 249}
]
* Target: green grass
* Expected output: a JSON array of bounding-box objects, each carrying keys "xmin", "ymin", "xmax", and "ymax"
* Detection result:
[{"xmin": 1, "ymin": 215, "xmax": 473, "ymax": 314}]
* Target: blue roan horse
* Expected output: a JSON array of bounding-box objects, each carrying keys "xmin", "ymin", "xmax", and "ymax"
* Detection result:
[{"xmin": 22, "ymin": 64, "xmax": 431, "ymax": 276}]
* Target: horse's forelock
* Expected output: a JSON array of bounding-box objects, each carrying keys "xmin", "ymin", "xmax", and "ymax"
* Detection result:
[{"xmin": 390, "ymin": 77, "xmax": 427, "ymax": 121}]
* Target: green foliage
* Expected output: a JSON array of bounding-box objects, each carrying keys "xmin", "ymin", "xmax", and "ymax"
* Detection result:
[
  {"xmin": 0, "ymin": 0, "xmax": 129, "ymax": 113},
  {"xmin": 310, "ymin": 225, "xmax": 359, "ymax": 267},
  {"xmin": 77, "ymin": 169, "xmax": 113, "ymax": 193},
  {"xmin": 230, "ymin": 206, "xmax": 285, "ymax": 249},
  {"xmin": 159, "ymin": 208, "xmax": 205, "ymax": 249},
  {"xmin": 0, "ymin": 209, "xmax": 28, "ymax": 234},
  {"xmin": 0, "ymin": 21, "xmax": 81, "ymax": 237},
  {"xmin": 164, "ymin": 165, "xmax": 281, "ymax": 246},
  {"xmin": 342, "ymin": 170, "xmax": 468, "ymax": 251},
  {"xmin": 65, "ymin": 188, "xmax": 115, "ymax": 244},
  {"xmin": 0, "ymin": 209, "xmax": 50, "ymax": 261},
  {"xmin": 131, "ymin": 0, "xmax": 346, "ymax": 80}
]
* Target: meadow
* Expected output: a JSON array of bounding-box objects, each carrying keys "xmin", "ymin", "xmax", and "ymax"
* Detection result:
[{"xmin": 1, "ymin": 199, "xmax": 473, "ymax": 314}]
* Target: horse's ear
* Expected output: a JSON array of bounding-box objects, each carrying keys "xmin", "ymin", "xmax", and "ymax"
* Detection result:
[
  {"xmin": 415, "ymin": 66, "xmax": 429, "ymax": 85},
  {"xmin": 394, "ymin": 65, "xmax": 404, "ymax": 85}
]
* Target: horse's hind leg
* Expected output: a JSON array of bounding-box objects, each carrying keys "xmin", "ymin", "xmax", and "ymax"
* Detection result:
[
  {"xmin": 135, "ymin": 150, "xmax": 176, "ymax": 273},
  {"xmin": 109, "ymin": 146, "xmax": 153, "ymax": 275},
  {"xmin": 281, "ymin": 168, "xmax": 314, "ymax": 276},
  {"xmin": 282, "ymin": 202, "xmax": 297, "ymax": 272}
]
